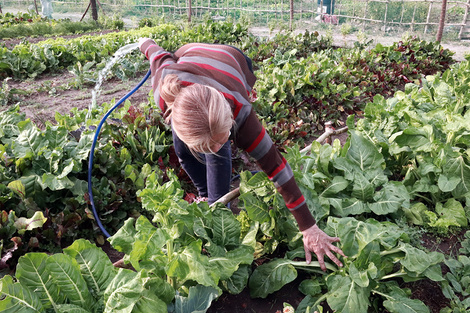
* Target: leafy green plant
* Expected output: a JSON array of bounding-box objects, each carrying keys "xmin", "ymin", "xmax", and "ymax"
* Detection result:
[
  {"xmin": 439, "ymin": 231, "xmax": 470, "ymax": 312},
  {"xmin": 349, "ymin": 61, "xmax": 470, "ymax": 233},
  {"xmin": 104, "ymin": 171, "xmax": 255, "ymax": 308},
  {"xmin": 0, "ymin": 238, "xmax": 189, "ymax": 312},
  {"xmin": 0, "ymin": 19, "xmax": 252, "ymax": 80},
  {"xmin": 237, "ymin": 170, "xmax": 303, "ymax": 257},
  {"xmin": 249, "ymin": 217, "xmax": 444, "ymax": 313},
  {"xmin": 0, "ymin": 99, "xmax": 175, "ymax": 269},
  {"xmin": 441, "ymin": 254, "xmax": 470, "ymax": 312},
  {"xmin": 68, "ymin": 61, "xmax": 96, "ymax": 89}
]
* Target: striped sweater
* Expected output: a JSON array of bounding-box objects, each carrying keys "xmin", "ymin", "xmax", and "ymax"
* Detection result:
[{"xmin": 140, "ymin": 40, "xmax": 315, "ymax": 231}]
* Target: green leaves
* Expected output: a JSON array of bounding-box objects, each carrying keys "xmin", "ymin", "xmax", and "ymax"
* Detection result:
[
  {"xmin": 63, "ymin": 240, "xmax": 117, "ymax": 297},
  {"xmin": 174, "ymin": 285, "xmax": 219, "ymax": 313},
  {"xmin": 381, "ymin": 284, "xmax": 430, "ymax": 313},
  {"xmin": 291, "ymin": 130, "xmax": 410, "ymax": 219},
  {"xmin": 0, "ymin": 20, "xmax": 250, "ymax": 79},
  {"xmin": 15, "ymin": 253, "xmax": 64, "ymax": 309},
  {"xmin": 13, "ymin": 211, "xmax": 46, "ymax": 234},
  {"xmin": 46, "ymin": 254, "xmax": 94, "ymax": 308},
  {"xmin": 110, "ymin": 173, "xmax": 255, "ymax": 303},
  {"xmin": 103, "ymin": 270, "xmax": 168, "ymax": 313},
  {"xmin": 249, "ymin": 259, "xmax": 298, "ymax": 298},
  {"xmin": 441, "ymin": 156, "xmax": 470, "ymax": 198},
  {"xmin": 326, "ymin": 275, "xmax": 370, "ymax": 313},
  {"xmin": 0, "ymin": 275, "xmax": 44, "ymax": 312},
  {"xmin": 0, "ymin": 240, "xmax": 118, "ymax": 312}
]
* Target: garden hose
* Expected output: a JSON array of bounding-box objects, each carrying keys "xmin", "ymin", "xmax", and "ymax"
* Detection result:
[{"xmin": 88, "ymin": 69, "xmax": 151, "ymax": 238}]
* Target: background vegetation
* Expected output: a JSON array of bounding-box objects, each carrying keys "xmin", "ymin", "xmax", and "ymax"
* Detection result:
[
  {"xmin": 2, "ymin": 0, "xmax": 469, "ymax": 41},
  {"xmin": 0, "ymin": 10, "xmax": 470, "ymax": 313}
]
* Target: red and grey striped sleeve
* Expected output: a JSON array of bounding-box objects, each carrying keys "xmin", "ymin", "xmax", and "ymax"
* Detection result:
[
  {"xmin": 139, "ymin": 39, "xmax": 177, "ymax": 112},
  {"xmin": 235, "ymin": 109, "xmax": 316, "ymax": 231}
]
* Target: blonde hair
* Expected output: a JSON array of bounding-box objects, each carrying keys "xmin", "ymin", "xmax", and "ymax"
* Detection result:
[{"xmin": 160, "ymin": 74, "xmax": 234, "ymax": 154}]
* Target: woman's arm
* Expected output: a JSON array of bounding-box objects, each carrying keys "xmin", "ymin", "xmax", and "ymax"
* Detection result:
[{"xmin": 235, "ymin": 109, "xmax": 346, "ymax": 270}]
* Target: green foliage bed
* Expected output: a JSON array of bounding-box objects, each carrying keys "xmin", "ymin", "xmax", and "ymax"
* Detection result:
[{"xmin": 1, "ymin": 18, "xmax": 470, "ymax": 312}]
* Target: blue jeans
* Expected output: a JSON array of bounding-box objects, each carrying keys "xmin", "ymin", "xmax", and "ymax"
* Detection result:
[{"xmin": 172, "ymin": 130, "xmax": 232, "ymax": 204}]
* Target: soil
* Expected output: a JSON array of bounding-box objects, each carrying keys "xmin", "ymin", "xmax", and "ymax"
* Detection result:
[
  {"xmin": 2, "ymin": 28, "xmax": 468, "ymax": 313},
  {"xmin": 5, "ymin": 70, "xmax": 151, "ymax": 129}
]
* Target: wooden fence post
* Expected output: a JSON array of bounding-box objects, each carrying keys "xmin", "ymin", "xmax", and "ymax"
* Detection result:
[
  {"xmin": 91, "ymin": 0, "xmax": 98, "ymax": 21},
  {"xmin": 34, "ymin": 0, "xmax": 39, "ymax": 15},
  {"xmin": 383, "ymin": 0, "xmax": 389, "ymax": 33},
  {"xmin": 281, "ymin": 0, "xmax": 284, "ymax": 21},
  {"xmin": 436, "ymin": 0, "xmax": 447, "ymax": 41},
  {"xmin": 289, "ymin": 0, "xmax": 293, "ymax": 30},
  {"xmin": 459, "ymin": 0, "xmax": 470, "ymax": 39},
  {"xmin": 187, "ymin": 0, "xmax": 192, "ymax": 22},
  {"xmin": 362, "ymin": 0, "xmax": 369, "ymax": 31},
  {"xmin": 411, "ymin": 4, "xmax": 417, "ymax": 32},
  {"xmin": 425, "ymin": 0, "xmax": 433, "ymax": 33}
]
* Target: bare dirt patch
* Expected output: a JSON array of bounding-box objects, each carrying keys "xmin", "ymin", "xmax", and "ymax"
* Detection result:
[{"xmin": 6, "ymin": 70, "xmax": 151, "ymax": 128}]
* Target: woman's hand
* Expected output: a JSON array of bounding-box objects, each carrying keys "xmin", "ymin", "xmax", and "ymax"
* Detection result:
[{"xmin": 302, "ymin": 224, "xmax": 346, "ymax": 271}]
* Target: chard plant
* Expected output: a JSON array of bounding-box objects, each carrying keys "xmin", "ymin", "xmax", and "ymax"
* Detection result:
[
  {"xmin": 440, "ymin": 230, "xmax": 470, "ymax": 312},
  {"xmin": 0, "ymin": 238, "xmax": 183, "ymax": 312},
  {"xmin": 109, "ymin": 171, "xmax": 255, "ymax": 295},
  {"xmin": 350, "ymin": 59, "xmax": 470, "ymax": 233},
  {"xmin": 251, "ymin": 35, "xmax": 454, "ymax": 150},
  {"xmin": 0, "ymin": 100, "xmax": 173, "ymax": 269},
  {"xmin": 248, "ymin": 217, "xmax": 444, "ymax": 313}
]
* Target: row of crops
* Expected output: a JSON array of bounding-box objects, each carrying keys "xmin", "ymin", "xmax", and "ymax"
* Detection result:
[{"xmin": 1, "ymin": 11, "xmax": 470, "ymax": 312}]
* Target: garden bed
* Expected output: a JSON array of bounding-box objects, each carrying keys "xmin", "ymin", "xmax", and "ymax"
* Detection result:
[{"xmin": 1, "ymin": 20, "xmax": 470, "ymax": 313}]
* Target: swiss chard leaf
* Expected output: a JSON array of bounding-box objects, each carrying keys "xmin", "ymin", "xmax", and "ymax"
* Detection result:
[
  {"xmin": 46, "ymin": 254, "xmax": 94, "ymax": 309},
  {"xmin": 248, "ymin": 258, "xmax": 297, "ymax": 298},
  {"xmin": 0, "ymin": 275, "xmax": 45, "ymax": 312},
  {"xmin": 381, "ymin": 283, "xmax": 430, "ymax": 313},
  {"xmin": 62, "ymin": 239, "xmax": 117, "ymax": 298},
  {"xmin": 173, "ymin": 285, "xmax": 219, "ymax": 313},
  {"xmin": 326, "ymin": 275, "xmax": 370, "ymax": 313},
  {"xmin": 103, "ymin": 269, "xmax": 167, "ymax": 313},
  {"xmin": 15, "ymin": 253, "xmax": 64, "ymax": 309}
]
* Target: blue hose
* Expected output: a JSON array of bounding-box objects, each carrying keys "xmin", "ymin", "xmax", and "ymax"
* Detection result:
[{"xmin": 87, "ymin": 69, "xmax": 151, "ymax": 238}]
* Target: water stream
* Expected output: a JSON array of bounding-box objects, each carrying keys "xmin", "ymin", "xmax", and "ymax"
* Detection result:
[{"xmin": 87, "ymin": 42, "xmax": 140, "ymax": 119}]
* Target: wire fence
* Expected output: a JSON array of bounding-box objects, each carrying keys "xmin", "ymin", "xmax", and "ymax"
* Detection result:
[{"xmin": 2, "ymin": 0, "xmax": 470, "ymax": 40}]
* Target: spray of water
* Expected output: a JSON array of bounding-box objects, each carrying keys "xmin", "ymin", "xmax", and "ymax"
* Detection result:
[{"xmin": 87, "ymin": 42, "xmax": 140, "ymax": 119}]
